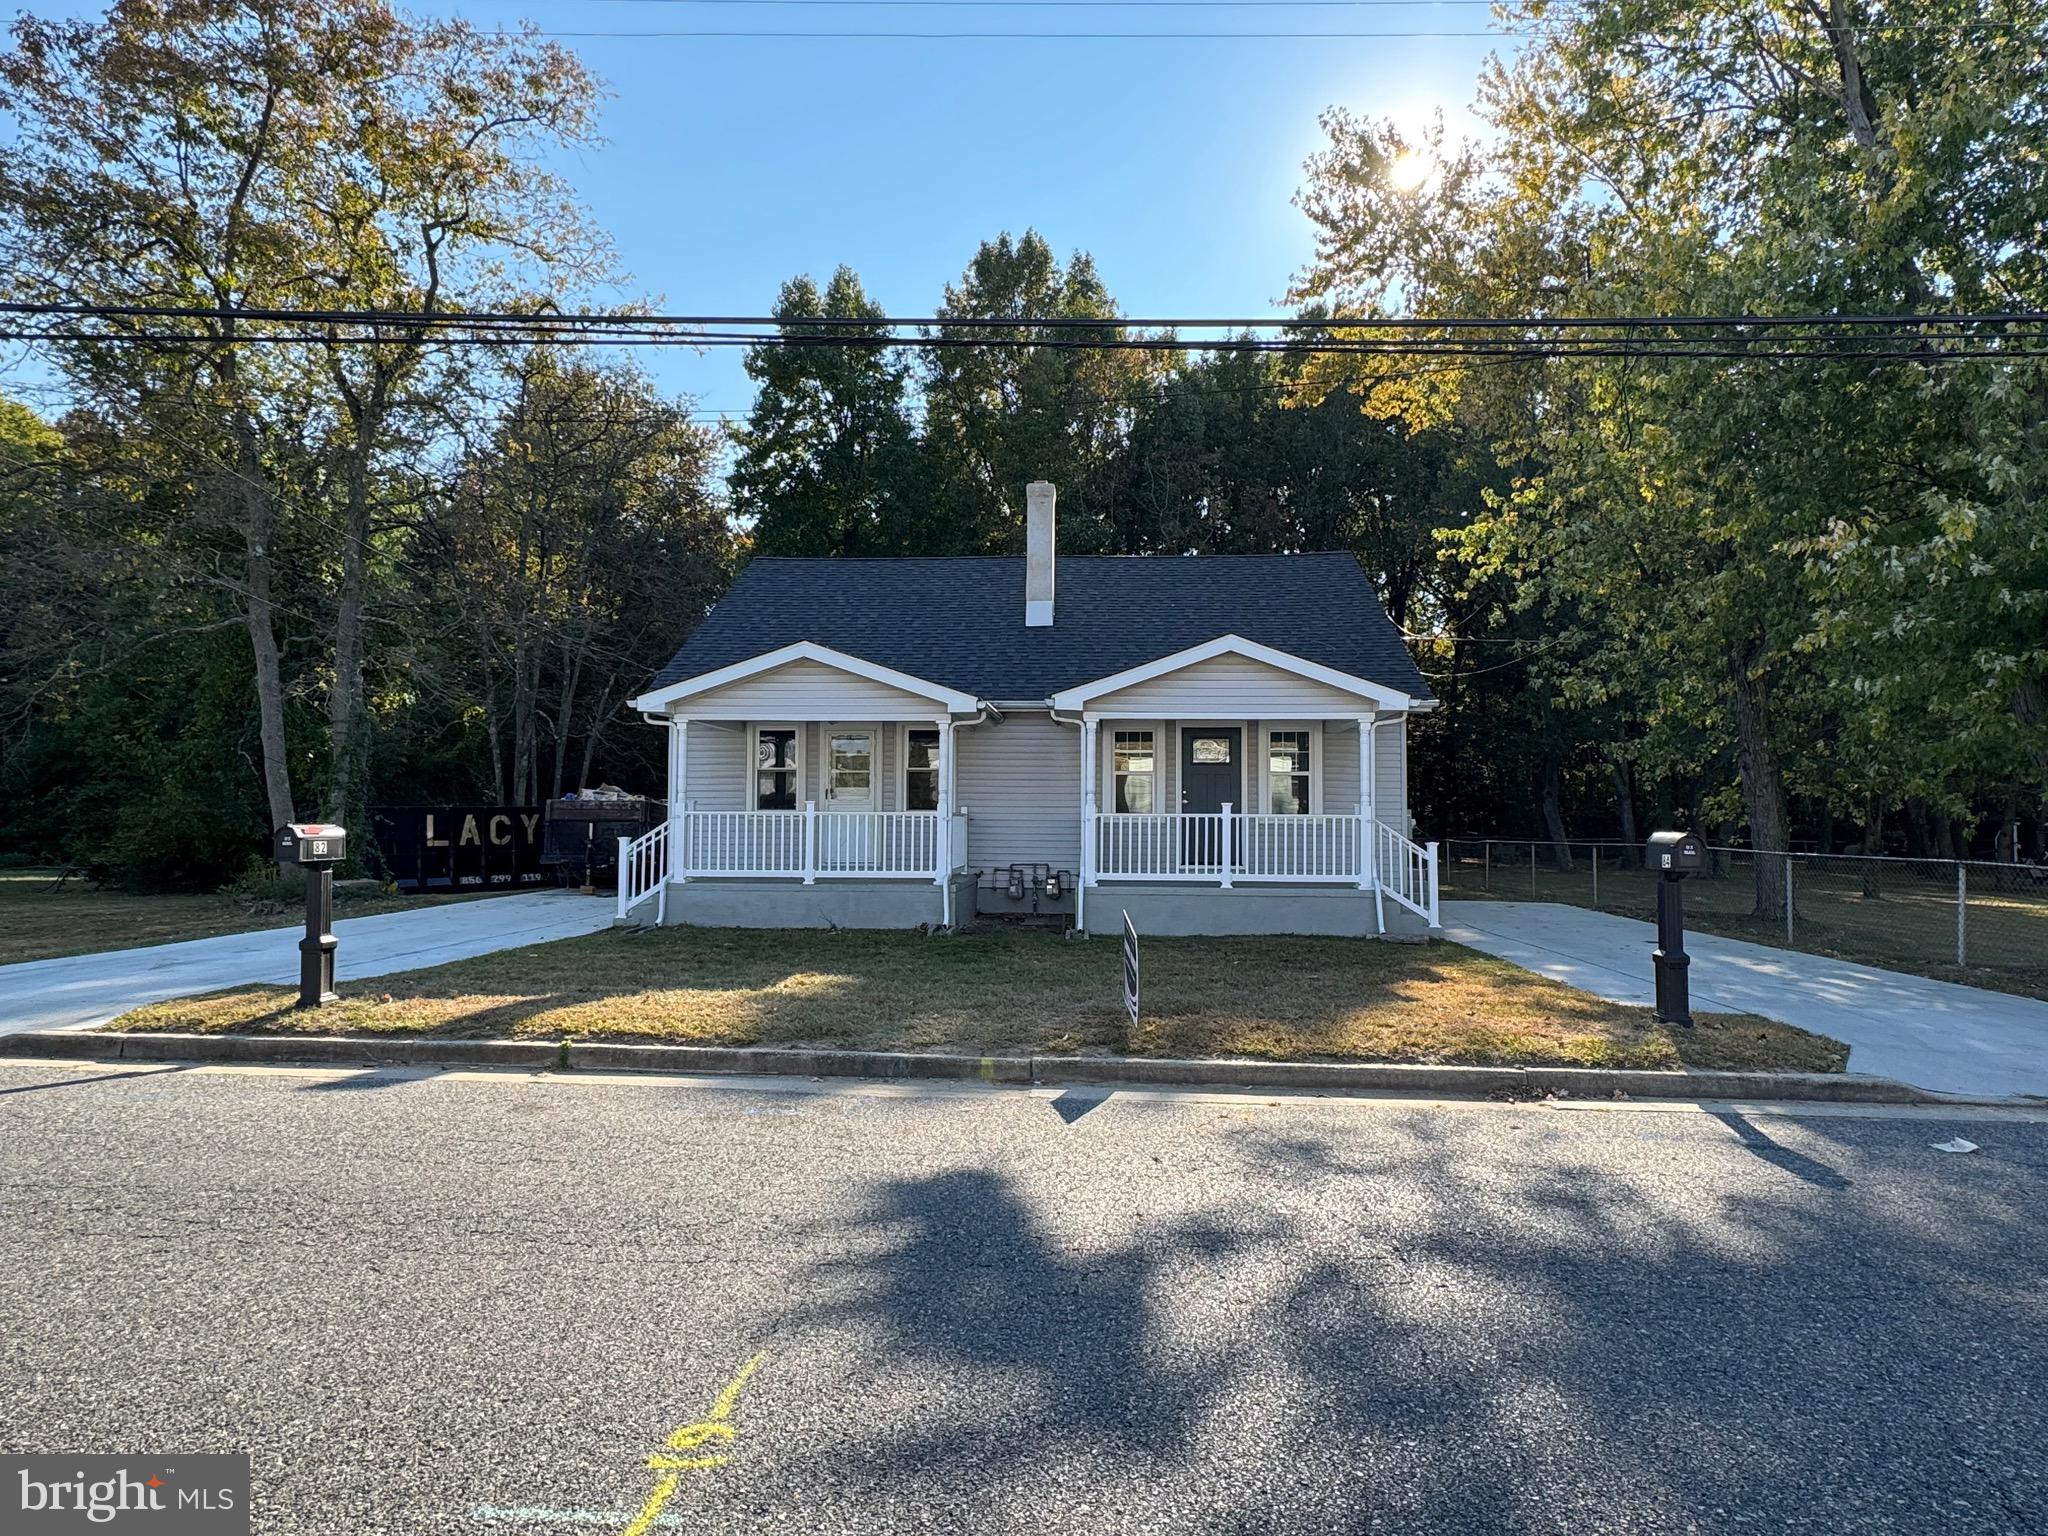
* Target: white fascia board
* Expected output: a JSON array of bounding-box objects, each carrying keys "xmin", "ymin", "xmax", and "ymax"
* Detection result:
[
  {"xmin": 1046, "ymin": 633, "xmax": 1416, "ymax": 712},
  {"xmin": 631, "ymin": 640, "xmax": 979, "ymax": 715}
]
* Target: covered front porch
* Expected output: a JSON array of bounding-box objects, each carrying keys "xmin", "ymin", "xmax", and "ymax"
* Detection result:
[{"xmin": 1056, "ymin": 638, "xmax": 1442, "ymax": 936}]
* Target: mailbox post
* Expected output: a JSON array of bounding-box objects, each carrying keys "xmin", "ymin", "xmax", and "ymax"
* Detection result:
[
  {"xmin": 1646, "ymin": 830, "xmax": 1704, "ymax": 1026},
  {"xmin": 275, "ymin": 823, "xmax": 347, "ymax": 1008}
]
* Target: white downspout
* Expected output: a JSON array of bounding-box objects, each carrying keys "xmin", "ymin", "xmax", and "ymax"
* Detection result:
[
  {"xmin": 1360, "ymin": 713, "xmax": 1382, "ymax": 934},
  {"xmin": 1079, "ymin": 714, "xmax": 1098, "ymax": 934},
  {"xmin": 935, "ymin": 714, "xmax": 953, "ymax": 928}
]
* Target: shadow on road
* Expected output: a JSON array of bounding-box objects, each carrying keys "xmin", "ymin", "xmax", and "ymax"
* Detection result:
[{"xmin": 784, "ymin": 1110, "xmax": 2044, "ymax": 1530}]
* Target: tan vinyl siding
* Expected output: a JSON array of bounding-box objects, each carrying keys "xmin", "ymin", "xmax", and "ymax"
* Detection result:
[
  {"xmin": 681, "ymin": 721, "xmax": 747, "ymax": 812},
  {"xmin": 1288, "ymin": 718, "xmax": 1405, "ymax": 826},
  {"xmin": 682, "ymin": 720, "xmax": 912, "ymax": 813},
  {"xmin": 957, "ymin": 711, "xmax": 1080, "ymax": 874},
  {"xmin": 1377, "ymin": 716, "xmax": 1408, "ymax": 832},
  {"xmin": 681, "ymin": 657, "xmax": 943, "ymax": 719},
  {"xmin": 1091, "ymin": 653, "xmax": 1379, "ymax": 716},
  {"xmin": 1323, "ymin": 722, "xmax": 1359, "ymax": 816}
]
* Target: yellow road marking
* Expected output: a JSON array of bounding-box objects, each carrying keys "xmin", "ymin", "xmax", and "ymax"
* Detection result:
[{"xmin": 618, "ymin": 1352, "xmax": 768, "ymax": 1536}]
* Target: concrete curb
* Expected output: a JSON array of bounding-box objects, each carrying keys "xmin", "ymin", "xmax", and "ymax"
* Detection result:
[{"xmin": 0, "ymin": 1029, "xmax": 2016, "ymax": 1106}]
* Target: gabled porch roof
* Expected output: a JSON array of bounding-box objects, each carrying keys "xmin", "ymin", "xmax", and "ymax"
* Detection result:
[
  {"xmin": 630, "ymin": 640, "xmax": 979, "ymax": 716},
  {"xmin": 1047, "ymin": 634, "xmax": 1427, "ymax": 714}
]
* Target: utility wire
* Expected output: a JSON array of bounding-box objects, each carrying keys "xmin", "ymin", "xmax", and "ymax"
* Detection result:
[{"xmin": 8, "ymin": 299, "xmax": 2043, "ymax": 331}]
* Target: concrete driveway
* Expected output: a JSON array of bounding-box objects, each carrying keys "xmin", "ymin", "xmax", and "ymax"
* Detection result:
[
  {"xmin": 1443, "ymin": 898, "xmax": 2048, "ymax": 1099},
  {"xmin": 0, "ymin": 888, "xmax": 613, "ymax": 1033}
]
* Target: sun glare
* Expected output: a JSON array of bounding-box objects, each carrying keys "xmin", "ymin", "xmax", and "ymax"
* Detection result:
[{"xmin": 1388, "ymin": 151, "xmax": 1433, "ymax": 192}]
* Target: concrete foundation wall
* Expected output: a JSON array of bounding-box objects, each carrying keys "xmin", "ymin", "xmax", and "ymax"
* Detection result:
[
  {"xmin": 1084, "ymin": 884, "xmax": 1382, "ymax": 938},
  {"xmin": 660, "ymin": 876, "xmax": 971, "ymax": 930}
]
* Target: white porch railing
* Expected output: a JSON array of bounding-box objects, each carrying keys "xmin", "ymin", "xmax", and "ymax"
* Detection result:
[
  {"xmin": 1094, "ymin": 811, "xmax": 1364, "ymax": 884},
  {"xmin": 674, "ymin": 806, "xmax": 957, "ymax": 883},
  {"xmin": 1374, "ymin": 819, "xmax": 1440, "ymax": 926},
  {"xmin": 618, "ymin": 807, "xmax": 964, "ymax": 920},
  {"xmin": 1090, "ymin": 810, "xmax": 1439, "ymax": 925}
]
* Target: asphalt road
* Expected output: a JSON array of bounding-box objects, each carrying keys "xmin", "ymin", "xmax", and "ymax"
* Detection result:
[{"xmin": 3, "ymin": 1063, "xmax": 2045, "ymax": 1536}]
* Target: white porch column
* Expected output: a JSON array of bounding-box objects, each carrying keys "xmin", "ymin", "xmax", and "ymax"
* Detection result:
[
  {"xmin": 1079, "ymin": 715, "xmax": 1099, "ymax": 932},
  {"xmin": 1357, "ymin": 713, "xmax": 1377, "ymax": 890},
  {"xmin": 668, "ymin": 717, "xmax": 688, "ymax": 883},
  {"xmin": 933, "ymin": 715, "xmax": 952, "ymax": 886}
]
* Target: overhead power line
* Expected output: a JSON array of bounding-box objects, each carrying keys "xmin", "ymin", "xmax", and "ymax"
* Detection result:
[
  {"xmin": 9, "ymin": 300, "xmax": 2044, "ymax": 332},
  {"xmin": 5, "ymin": 300, "xmax": 2045, "ymax": 365}
]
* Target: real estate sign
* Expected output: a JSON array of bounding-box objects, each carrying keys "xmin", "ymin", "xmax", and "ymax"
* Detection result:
[{"xmin": 1122, "ymin": 911, "xmax": 1140, "ymax": 1032}]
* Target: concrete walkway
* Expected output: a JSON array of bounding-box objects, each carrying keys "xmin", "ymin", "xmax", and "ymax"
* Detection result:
[
  {"xmin": 0, "ymin": 889, "xmax": 614, "ymax": 1034},
  {"xmin": 1442, "ymin": 898, "xmax": 2048, "ymax": 1099}
]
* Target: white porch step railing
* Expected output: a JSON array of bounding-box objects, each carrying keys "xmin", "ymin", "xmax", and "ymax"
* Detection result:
[
  {"xmin": 617, "ymin": 823, "xmax": 669, "ymax": 920},
  {"xmin": 1374, "ymin": 819, "xmax": 1440, "ymax": 927}
]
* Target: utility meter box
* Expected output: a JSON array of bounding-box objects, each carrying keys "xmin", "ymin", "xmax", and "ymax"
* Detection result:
[
  {"xmin": 275, "ymin": 822, "xmax": 348, "ymax": 867},
  {"xmin": 1646, "ymin": 830, "xmax": 1704, "ymax": 876}
]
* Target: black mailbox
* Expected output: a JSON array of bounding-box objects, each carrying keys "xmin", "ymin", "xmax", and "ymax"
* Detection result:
[
  {"xmin": 275, "ymin": 823, "xmax": 348, "ymax": 867},
  {"xmin": 1646, "ymin": 830, "xmax": 1704, "ymax": 876},
  {"xmin": 1646, "ymin": 829, "xmax": 1701, "ymax": 1027}
]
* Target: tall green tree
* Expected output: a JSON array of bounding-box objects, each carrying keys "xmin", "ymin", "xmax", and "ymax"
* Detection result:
[
  {"xmin": 0, "ymin": 0, "xmax": 610, "ymax": 836},
  {"xmin": 920, "ymin": 231, "xmax": 1165, "ymax": 550},
  {"xmin": 428, "ymin": 351, "xmax": 731, "ymax": 805},
  {"xmin": 729, "ymin": 268, "xmax": 928, "ymax": 556},
  {"xmin": 1293, "ymin": 2, "xmax": 2048, "ymax": 908}
]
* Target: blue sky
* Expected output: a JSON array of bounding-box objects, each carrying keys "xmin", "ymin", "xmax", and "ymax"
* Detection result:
[
  {"xmin": 12, "ymin": 1, "xmax": 1513, "ymax": 425},
  {"xmin": 449, "ymin": 0, "xmax": 1511, "ymax": 421}
]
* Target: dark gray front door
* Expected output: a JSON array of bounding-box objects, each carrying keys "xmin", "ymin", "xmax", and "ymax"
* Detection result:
[{"xmin": 1180, "ymin": 728, "xmax": 1241, "ymax": 870}]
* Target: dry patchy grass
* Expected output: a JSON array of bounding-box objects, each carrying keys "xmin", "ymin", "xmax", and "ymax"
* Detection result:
[
  {"xmin": 0, "ymin": 870, "xmax": 495, "ymax": 966},
  {"xmin": 107, "ymin": 925, "xmax": 1846, "ymax": 1073}
]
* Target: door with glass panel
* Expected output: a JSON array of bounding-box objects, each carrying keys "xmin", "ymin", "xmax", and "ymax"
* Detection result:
[
  {"xmin": 1179, "ymin": 728, "xmax": 1241, "ymax": 873},
  {"xmin": 821, "ymin": 726, "xmax": 876, "ymax": 870}
]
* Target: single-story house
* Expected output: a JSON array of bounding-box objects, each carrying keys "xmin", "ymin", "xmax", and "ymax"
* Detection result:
[{"xmin": 621, "ymin": 482, "xmax": 1440, "ymax": 937}]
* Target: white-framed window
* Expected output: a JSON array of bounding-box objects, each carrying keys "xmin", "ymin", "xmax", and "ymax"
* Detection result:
[
  {"xmin": 1267, "ymin": 731, "xmax": 1311, "ymax": 814},
  {"xmin": 903, "ymin": 726, "xmax": 940, "ymax": 812},
  {"xmin": 1261, "ymin": 722, "xmax": 1322, "ymax": 815},
  {"xmin": 752, "ymin": 723, "xmax": 801, "ymax": 810},
  {"xmin": 1112, "ymin": 729, "xmax": 1157, "ymax": 814}
]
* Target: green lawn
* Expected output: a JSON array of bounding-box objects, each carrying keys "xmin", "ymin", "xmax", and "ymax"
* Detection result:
[
  {"xmin": 105, "ymin": 924, "xmax": 1847, "ymax": 1074},
  {"xmin": 1441, "ymin": 852, "xmax": 2048, "ymax": 1001},
  {"xmin": 0, "ymin": 868, "xmax": 498, "ymax": 966}
]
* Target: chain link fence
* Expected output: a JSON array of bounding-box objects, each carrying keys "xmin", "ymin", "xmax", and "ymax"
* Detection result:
[{"xmin": 1441, "ymin": 839, "xmax": 2048, "ymax": 1000}]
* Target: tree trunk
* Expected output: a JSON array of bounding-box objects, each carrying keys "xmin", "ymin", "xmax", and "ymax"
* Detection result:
[
  {"xmin": 1860, "ymin": 796, "xmax": 1884, "ymax": 898},
  {"xmin": 484, "ymin": 680, "xmax": 507, "ymax": 804},
  {"xmin": 1606, "ymin": 751, "xmax": 1639, "ymax": 867},
  {"xmin": 1730, "ymin": 645, "xmax": 1791, "ymax": 917},
  {"xmin": 1903, "ymin": 800, "xmax": 1930, "ymax": 859},
  {"xmin": 1539, "ymin": 758, "xmax": 1574, "ymax": 871},
  {"xmin": 231, "ymin": 424, "xmax": 294, "ymax": 837},
  {"xmin": 548, "ymin": 632, "xmax": 586, "ymax": 802},
  {"xmin": 326, "ymin": 443, "xmax": 372, "ymax": 824}
]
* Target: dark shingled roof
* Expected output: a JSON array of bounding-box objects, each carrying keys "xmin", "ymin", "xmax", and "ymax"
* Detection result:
[{"xmin": 649, "ymin": 552, "xmax": 1432, "ymax": 703}]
